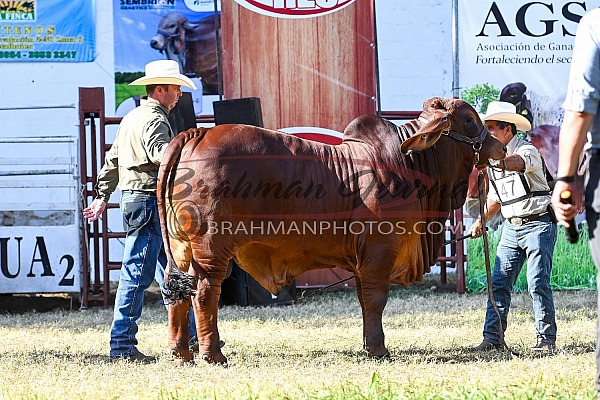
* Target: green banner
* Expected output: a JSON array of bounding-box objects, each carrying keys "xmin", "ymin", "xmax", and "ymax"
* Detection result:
[{"xmin": 0, "ymin": 0, "xmax": 95, "ymax": 62}]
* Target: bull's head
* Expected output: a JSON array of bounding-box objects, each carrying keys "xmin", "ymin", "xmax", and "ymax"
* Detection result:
[
  {"xmin": 500, "ymin": 82, "xmax": 533, "ymax": 125},
  {"xmin": 150, "ymin": 13, "xmax": 199, "ymax": 70},
  {"xmin": 400, "ymin": 97, "xmax": 505, "ymax": 167}
]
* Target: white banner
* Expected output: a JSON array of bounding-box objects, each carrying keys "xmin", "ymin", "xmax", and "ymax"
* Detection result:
[
  {"xmin": 458, "ymin": 1, "xmax": 600, "ymax": 121},
  {"xmin": 0, "ymin": 226, "xmax": 80, "ymax": 294},
  {"xmin": 0, "ymin": 136, "xmax": 80, "ymax": 294}
]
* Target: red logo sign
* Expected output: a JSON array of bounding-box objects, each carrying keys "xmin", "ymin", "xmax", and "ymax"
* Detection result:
[{"xmin": 233, "ymin": 0, "xmax": 355, "ymax": 18}]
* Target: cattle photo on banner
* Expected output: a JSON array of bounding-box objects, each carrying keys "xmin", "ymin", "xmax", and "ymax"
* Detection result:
[
  {"xmin": 112, "ymin": 0, "xmax": 220, "ymax": 116},
  {"xmin": 457, "ymin": 0, "xmax": 598, "ymax": 292}
]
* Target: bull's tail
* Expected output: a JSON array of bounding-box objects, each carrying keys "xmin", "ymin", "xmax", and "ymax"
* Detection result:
[{"xmin": 158, "ymin": 127, "xmax": 209, "ymax": 303}]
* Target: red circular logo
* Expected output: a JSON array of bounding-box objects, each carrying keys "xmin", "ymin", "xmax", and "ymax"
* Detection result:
[{"xmin": 234, "ymin": 0, "xmax": 355, "ymax": 18}]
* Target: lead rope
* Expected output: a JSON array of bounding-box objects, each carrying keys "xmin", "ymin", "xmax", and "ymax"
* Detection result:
[
  {"xmin": 477, "ymin": 169, "xmax": 519, "ymax": 356},
  {"xmin": 297, "ymin": 276, "xmax": 355, "ymax": 300},
  {"xmin": 477, "ymin": 171, "xmax": 503, "ymax": 343}
]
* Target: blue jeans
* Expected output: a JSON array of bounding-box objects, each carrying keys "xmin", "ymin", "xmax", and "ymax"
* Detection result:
[
  {"xmin": 482, "ymin": 214, "xmax": 557, "ymax": 345},
  {"xmin": 109, "ymin": 192, "xmax": 196, "ymax": 357}
]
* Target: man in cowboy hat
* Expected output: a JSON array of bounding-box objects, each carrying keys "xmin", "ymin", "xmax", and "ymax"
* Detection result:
[
  {"xmin": 83, "ymin": 60, "xmax": 198, "ymax": 363},
  {"xmin": 469, "ymin": 101, "xmax": 558, "ymax": 352}
]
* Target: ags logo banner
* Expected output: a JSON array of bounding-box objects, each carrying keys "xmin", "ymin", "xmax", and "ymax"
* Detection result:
[{"xmin": 233, "ymin": 0, "xmax": 355, "ymax": 18}]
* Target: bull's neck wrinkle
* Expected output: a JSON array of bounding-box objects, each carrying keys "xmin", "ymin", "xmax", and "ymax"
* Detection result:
[{"xmin": 397, "ymin": 122, "xmax": 416, "ymax": 143}]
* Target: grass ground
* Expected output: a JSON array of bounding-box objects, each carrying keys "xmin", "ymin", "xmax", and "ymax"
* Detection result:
[{"xmin": 0, "ymin": 275, "xmax": 596, "ymax": 400}]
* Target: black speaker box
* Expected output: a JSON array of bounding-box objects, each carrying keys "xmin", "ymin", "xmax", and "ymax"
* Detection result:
[
  {"xmin": 213, "ymin": 97, "xmax": 264, "ymax": 127},
  {"xmin": 168, "ymin": 92, "xmax": 197, "ymax": 134},
  {"xmin": 220, "ymin": 261, "xmax": 296, "ymax": 307}
]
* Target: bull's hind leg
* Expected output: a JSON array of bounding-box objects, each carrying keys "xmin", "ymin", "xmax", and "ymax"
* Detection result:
[
  {"xmin": 191, "ymin": 246, "xmax": 229, "ymax": 365},
  {"xmin": 355, "ymin": 264, "xmax": 391, "ymax": 358},
  {"xmin": 166, "ymin": 236, "xmax": 195, "ymax": 366}
]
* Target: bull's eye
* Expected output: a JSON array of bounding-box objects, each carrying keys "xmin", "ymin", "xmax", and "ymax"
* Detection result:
[{"xmin": 466, "ymin": 117, "xmax": 473, "ymax": 123}]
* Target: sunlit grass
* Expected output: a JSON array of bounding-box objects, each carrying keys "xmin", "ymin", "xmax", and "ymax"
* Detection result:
[{"xmin": 0, "ymin": 281, "xmax": 596, "ymax": 399}]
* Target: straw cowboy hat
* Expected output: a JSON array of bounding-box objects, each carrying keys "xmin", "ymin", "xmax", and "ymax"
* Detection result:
[
  {"xmin": 130, "ymin": 60, "xmax": 197, "ymax": 90},
  {"xmin": 480, "ymin": 101, "xmax": 532, "ymax": 132}
]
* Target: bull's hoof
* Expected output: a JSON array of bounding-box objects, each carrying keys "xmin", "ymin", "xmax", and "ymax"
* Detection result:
[
  {"xmin": 366, "ymin": 351, "xmax": 391, "ymax": 360},
  {"xmin": 170, "ymin": 348, "xmax": 194, "ymax": 367},
  {"xmin": 365, "ymin": 345, "xmax": 390, "ymax": 360},
  {"xmin": 371, "ymin": 351, "xmax": 391, "ymax": 361},
  {"xmin": 201, "ymin": 352, "xmax": 228, "ymax": 367}
]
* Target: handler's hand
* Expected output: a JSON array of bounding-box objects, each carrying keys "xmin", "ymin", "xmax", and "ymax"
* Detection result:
[
  {"xmin": 83, "ymin": 198, "xmax": 107, "ymax": 222},
  {"xmin": 469, "ymin": 217, "xmax": 485, "ymax": 239},
  {"xmin": 551, "ymin": 180, "xmax": 584, "ymax": 226}
]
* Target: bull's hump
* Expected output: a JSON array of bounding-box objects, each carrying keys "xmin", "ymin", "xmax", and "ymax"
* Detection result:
[
  {"xmin": 342, "ymin": 116, "xmax": 404, "ymax": 160},
  {"xmin": 199, "ymin": 125, "xmax": 339, "ymax": 159}
]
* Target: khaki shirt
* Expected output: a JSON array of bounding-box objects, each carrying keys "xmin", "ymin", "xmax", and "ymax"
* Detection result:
[
  {"xmin": 95, "ymin": 97, "xmax": 174, "ymax": 201},
  {"xmin": 488, "ymin": 135, "xmax": 551, "ymax": 219}
]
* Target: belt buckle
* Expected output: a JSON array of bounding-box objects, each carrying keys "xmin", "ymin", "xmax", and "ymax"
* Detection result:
[{"xmin": 511, "ymin": 217, "xmax": 523, "ymax": 226}]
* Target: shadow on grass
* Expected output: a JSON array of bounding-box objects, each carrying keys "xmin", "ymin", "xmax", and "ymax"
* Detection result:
[
  {"xmin": 2, "ymin": 338, "xmax": 594, "ymax": 368},
  {"xmin": 213, "ymin": 339, "xmax": 595, "ymax": 367},
  {"xmin": 1, "ymin": 349, "xmax": 114, "ymax": 364}
]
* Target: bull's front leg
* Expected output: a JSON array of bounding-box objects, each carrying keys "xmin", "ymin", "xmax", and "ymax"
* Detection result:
[
  {"xmin": 168, "ymin": 300, "xmax": 194, "ymax": 366},
  {"xmin": 194, "ymin": 277, "xmax": 227, "ymax": 366},
  {"xmin": 356, "ymin": 275, "xmax": 390, "ymax": 358},
  {"xmin": 353, "ymin": 275, "xmax": 368, "ymax": 351}
]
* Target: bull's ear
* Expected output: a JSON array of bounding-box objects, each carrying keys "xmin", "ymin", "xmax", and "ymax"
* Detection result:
[
  {"xmin": 400, "ymin": 115, "xmax": 449, "ymax": 154},
  {"xmin": 183, "ymin": 21, "xmax": 200, "ymax": 30}
]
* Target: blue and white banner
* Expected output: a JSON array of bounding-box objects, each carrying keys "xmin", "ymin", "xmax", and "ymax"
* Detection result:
[
  {"xmin": 458, "ymin": 0, "xmax": 600, "ymax": 112},
  {"xmin": 113, "ymin": 0, "xmax": 221, "ymax": 115},
  {"xmin": 0, "ymin": 0, "xmax": 95, "ymax": 62}
]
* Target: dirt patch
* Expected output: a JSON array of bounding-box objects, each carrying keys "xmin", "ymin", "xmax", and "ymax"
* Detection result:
[
  {"xmin": 0, "ymin": 285, "xmax": 165, "ymax": 314},
  {"xmin": 0, "ymin": 293, "xmax": 82, "ymax": 314}
]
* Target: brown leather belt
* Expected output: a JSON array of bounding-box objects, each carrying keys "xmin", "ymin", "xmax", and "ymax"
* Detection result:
[{"xmin": 508, "ymin": 212, "xmax": 548, "ymax": 226}]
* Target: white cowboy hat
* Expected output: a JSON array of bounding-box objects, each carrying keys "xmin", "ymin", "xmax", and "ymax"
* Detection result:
[
  {"xmin": 480, "ymin": 101, "xmax": 531, "ymax": 132},
  {"xmin": 130, "ymin": 60, "xmax": 197, "ymax": 90}
]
